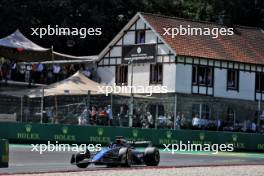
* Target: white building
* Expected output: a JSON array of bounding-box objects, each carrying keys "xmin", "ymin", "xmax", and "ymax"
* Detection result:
[{"xmin": 96, "ymin": 12, "xmax": 264, "ymax": 123}]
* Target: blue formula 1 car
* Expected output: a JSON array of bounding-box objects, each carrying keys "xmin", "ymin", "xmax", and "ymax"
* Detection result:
[{"xmin": 70, "ymin": 137, "xmax": 160, "ymax": 168}]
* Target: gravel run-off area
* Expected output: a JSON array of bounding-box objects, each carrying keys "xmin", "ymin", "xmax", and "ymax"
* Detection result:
[{"xmin": 13, "ymin": 165, "xmax": 264, "ymax": 176}]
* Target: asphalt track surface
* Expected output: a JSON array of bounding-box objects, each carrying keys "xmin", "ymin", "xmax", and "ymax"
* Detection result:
[{"xmin": 1, "ymin": 145, "xmax": 264, "ymax": 175}]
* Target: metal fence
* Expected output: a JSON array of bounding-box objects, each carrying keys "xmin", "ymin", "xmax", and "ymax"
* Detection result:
[{"xmin": 0, "ymin": 92, "xmax": 263, "ymax": 133}]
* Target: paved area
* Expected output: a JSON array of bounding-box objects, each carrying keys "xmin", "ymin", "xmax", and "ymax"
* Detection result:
[
  {"xmin": 6, "ymin": 165, "xmax": 264, "ymax": 176},
  {"xmin": 0, "ymin": 145, "xmax": 264, "ymax": 175}
]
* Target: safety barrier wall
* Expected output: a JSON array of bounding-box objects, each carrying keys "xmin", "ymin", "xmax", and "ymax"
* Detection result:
[{"xmin": 0, "ymin": 122, "xmax": 264, "ymax": 151}]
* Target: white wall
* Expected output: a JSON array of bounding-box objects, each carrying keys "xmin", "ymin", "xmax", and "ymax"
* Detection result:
[
  {"xmin": 109, "ymin": 46, "xmax": 121, "ymax": 57},
  {"xmin": 97, "ymin": 63, "xmax": 176, "ymax": 94},
  {"xmin": 214, "ymin": 68, "xmax": 255, "ymax": 100},
  {"xmin": 163, "ymin": 64, "xmax": 176, "ymax": 92},
  {"xmin": 145, "ymin": 30, "xmax": 156, "ymax": 43},
  {"xmin": 175, "ymin": 64, "xmax": 192, "ymax": 94},
  {"xmin": 97, "ymin": 17, "xmax": 177, "ymax": 94},
  {"xmin": 127, "ymin": 63, "xmax": 176, "ymax": 93},
  {"xmin": 123, "ymin": 31, "xmax": 135, "ymax": 45},
  {"xmin": 128, "ymin": 63, "xmax": 149, "ymax": 87},
  {"xmin": 99, "ymin": 18, "xmax": 173, "ymax": 66}
]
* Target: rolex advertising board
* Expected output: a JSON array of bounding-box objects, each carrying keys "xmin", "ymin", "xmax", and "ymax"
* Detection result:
[{"xmin": 0, "ymin": 122, "xmax": 264, "ymax": 152}]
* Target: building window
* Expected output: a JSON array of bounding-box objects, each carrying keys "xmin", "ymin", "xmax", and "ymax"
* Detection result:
[
  {"xmin": 256, "ymin": 72, "xmax": 264, "ymax": 92},
  {"xmin": 150, "ymin": 63, "xmax": 162, "ymax": 84},
  {"xmin": 192, "ymin": 104, "xmax": 211, "ymax": 119},
  {"xmin": 192, "ymin": 65, "xmax": 213, "ymax": 86},
  {"xmin": 116, "ymin": 65, "xmax": 128, "ymax": 85},
  {"xmin": 135, "ymin": 30, "xmax": 145, "ymax": 44},
  {"xmin": 227, "ymin": 69, "xmax": 239, "ymax": 90}
]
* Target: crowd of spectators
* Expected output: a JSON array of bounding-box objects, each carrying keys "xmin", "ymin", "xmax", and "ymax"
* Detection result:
[
  {"xmin": 75, "ymin": 105, "xmax": 263, "ymax": 133},
  {"xmin": 78, "ymin": 105, "xmax": 113, "ymax": 126},
  {"xmin": 0, "ymin": 58, "xmax": 96, "ymax": 86},
  {"xmin": 184, "ymin": 113, "xmax": 259, "ymax": 133},
  {"xmin": 77, "ymin": 105, "xmax": 156, "ymax": 128}
]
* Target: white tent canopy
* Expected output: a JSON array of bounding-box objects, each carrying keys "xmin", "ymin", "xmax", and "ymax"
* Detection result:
[
  {"xmin": 0, "ymin": 71, "xmax": 103, "ymax": 98},
  {"xmin": 0, "ymin": 29, "xmax": 48, "ymax": 51},
  {"xmin": 0, "ymin": 30, "xmax": 98, "ymax": 62},
  {"xmin": 0, "ymin": 71, "xmax": 154, "ymax": 98}
]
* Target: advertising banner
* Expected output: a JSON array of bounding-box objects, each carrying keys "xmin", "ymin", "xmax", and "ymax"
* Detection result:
[
  {"xmin": 122, "ymin": 44, "xmax": 156, "ymax": 64},
  {"xmin": 0, "ymin": 122, "xmax": 263, "ymax": 151}
]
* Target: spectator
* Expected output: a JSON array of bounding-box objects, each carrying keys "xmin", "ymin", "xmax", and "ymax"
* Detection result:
[
  {"xmin": 36, "ymin": 62, "xmax": 44, "ymax": 83},
  {"xmin": 192, "ymin": 114, "xmax": 200, "ymax": 129},
  {"xmin": 78, "ymin": 108, "xmax": 88, "ymax": 125},
  {"xmin": 25, "ymin": 64, "xmax": 32, "ymax": 87},
  {"xmin": 141, "ymin": 116, "xmax": 148, "ymax": 128},
  {"xmin": 68, "ymin": 64, "xmax": 76, "ymax": 75},
  {"xmin": 47, "ymin": 68, "xmax": 53, "ymax": 84},
  {"xmin": 10, "ymin": 60, "xmax": 17, "ymax": 81},
  {"xmin": 31, "ymin": 63, "xmax": 37, "ymax": 83},
  {"xmin": 62, "ymin": 65, "xmax": 68, "ymax": 79},
  {"xmin": 166, "ymin": 113, "xmax": 173, "ymax": 129},
  {"xmin": 18, "ymin": 64, "xmax": 26, "ymax": 81},
  {"xmin": 157, "ymin": 114, "xmax": 166, "ymax": 128},
  {"xmin": 78, "ymin": 116, "xmax": 87, "ymax": 125},
  {"xmin": 119, "ymin": 105, "xmax": 127, "ymax": 127},
  {"xmin": 146, "ymin": 112, "xmax": 154, "ymax": 128},
  {"xmin": 83, "ymin": 66, "xmax": 91, "ymax": 78},
  {"xmin": 133, "ymin": 108, "xmax": 142, "ymax": 128},
  {"xmin": 90, "ymin": 106, "xmax": 97, "ymax": 125},
  {"xmin": 175, "ymin": 112, "xmax": 181, "ymax": 130},
  {"xmin": 106, "ymin": 105, "xmax": 113, "ymax": 126},
  {"xmin": 180, "ymin": 113, "xmax": 187, "ymax": 129},
  {"xmin": 216, "ymin": 118, "xmax": 222, "ymax": 131},
  {"xmin": 46, "ymin": 107, "xmax": 54, "ymax": 123},
  {"xmin": 251, "ymin": 121, "xmax": 257, "ymax": 133},
  {"xmin": 53, "ymin": 64, "xmax": 61, "ymax": 82},
  {"xmin": 98, "ymin": 107, "xmax": 107, "ymax": 125},
  {"xmin": 200, "ymin": 118, "xmax": 209, "ymax": 129}
]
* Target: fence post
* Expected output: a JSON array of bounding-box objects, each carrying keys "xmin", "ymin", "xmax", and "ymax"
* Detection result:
[
  {"xmin": 40, "ymin": 88, "xmax": 44, "ymax": 123},
  {"xmin": 20, "ymin": 96, "xmax": 23, "ymax": 122},
  {"xmin": 0, "ymin": 139, "xmax": 9, "ymax": 168}
]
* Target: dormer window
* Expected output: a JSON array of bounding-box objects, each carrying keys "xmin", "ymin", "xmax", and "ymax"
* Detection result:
[{"xmin": 135, "ymin": 30, "xmax": 145, "ymax": 44}]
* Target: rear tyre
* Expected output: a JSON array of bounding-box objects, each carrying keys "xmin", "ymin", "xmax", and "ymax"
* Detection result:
[
  {"xmin": 144, "ymin": 147, "xmax": 160, "ymax": 166},
  {"xmin": 75, "ymin": 150, "xmax": 90, "ymax": 168}
]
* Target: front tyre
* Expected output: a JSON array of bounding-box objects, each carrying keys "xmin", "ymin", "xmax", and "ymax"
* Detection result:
[
  {"xmin": 124, "ymin": 150, "xmax": 132, "ymax": 167},
  {"xmin": 144, "ymin": 147, "xmax": 160, "ymax": 166},
  {"xmin": 119, "ymin": 148, "xmax": 132, "ymax": 167},
  {"xmin": 75, "ymin": 151, "xmax": 90, "ymax": 168}
]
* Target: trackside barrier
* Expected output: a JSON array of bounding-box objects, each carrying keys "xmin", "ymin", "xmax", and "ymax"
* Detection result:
[
  {"xmin": 0, "ymin": 139, "xmax": 9, "ymax": 168},
  {"xmin": 0, "ymin": 122, "xmax": 263, "ymax": 152}
]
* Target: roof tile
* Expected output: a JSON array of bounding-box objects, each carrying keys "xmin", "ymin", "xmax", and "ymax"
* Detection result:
[{"xmin": 142, "ymin": 13, "xmax": 264, "ymax": 65}]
